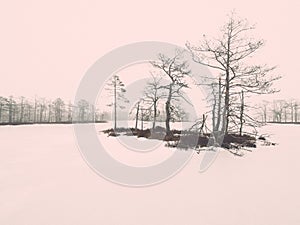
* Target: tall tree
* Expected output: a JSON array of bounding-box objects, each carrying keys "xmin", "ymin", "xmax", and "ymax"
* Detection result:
[
  {"xmin": 151, "ymin": 51, "xmax": 191, "ymax": 135},
  {"xmin": 106, "ymin": 74, "xmax": 129, "ymax": 130},
  {"xmin": 187, "ymin": 12, "xmax": 280, "ymax": 135}
]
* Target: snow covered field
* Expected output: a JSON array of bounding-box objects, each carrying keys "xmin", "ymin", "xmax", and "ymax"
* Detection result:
[{"xmin": 0, "ymin": 123, "xmax": 299, "ymax": 225}]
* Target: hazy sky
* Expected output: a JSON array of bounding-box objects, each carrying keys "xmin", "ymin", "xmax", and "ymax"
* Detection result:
[{"xmin": 0, "ymin": 0, "xmax": 299, "ymax": 102}]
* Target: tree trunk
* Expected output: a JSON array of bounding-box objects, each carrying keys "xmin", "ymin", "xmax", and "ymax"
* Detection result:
[
  {"xmin": 212, "ymin": 93, "xmax": 216, "ymax": 131},
  {"xmin": 200, "ymin": 114, "xmax": 207, "ymax": 135},
  {"xmin": 91, "ymin": 105, "xmax": 95, "ymax": 122},
  {"xmin": 20, "ymin": 97, "xmax": 24, "ymax": 122},
  {"xmin": 12, "ymin": 106, "xmax": 16, "ymax": 123},
  {"xmin": 39, "ymin": 105, "xmax": 44, "ymax": 122},
  {"xmin": 215, "ymin": 77, "xmax": 222, "ymax": 131},
  {"xmin": 223, "ymin": 34, "xmax": 231, "ymax": 135},
  {"xmin": 239, "ymin": 90, "xmax": 244, "ymax": 136},
  {"xmin": 291, "ymin": 104, "xmax": 294, "ymax": 122},
  {"xmin": 80, "ymin": 109, "xmax": 85, "ymax": 122},
  {"xmin": 284, "ymin": 108, "xmax": 287, "ymax": 122},
  {"xmin": 8, "ymin": 97, "xmax": 13, "ymax": 124},
  {"xmin": 141, "ymin": 109, "xmax": 144, "ymax": 130},
  {"xmin": 114, "ymin": 78, "xmax": 117, "ymax": 130},
  {"xmin": 48, "ymin": 104, "xmax": 51, "ymax": 122},
  {"xmin": 34, "ymin": 99, "xmax": 37, "ymax": 123},
  {"xmin": 67, "ymin": 103, "xmax": 72, "ymax": 122},
  {"xmin": 165, "ymin": 84, "xmax": 173, "ymax": 135},
  {"xmin": 28, "ymin": 105, "xmax": 31, "ymax": 122},
  {"xmin": 135, "ymin": 102, "xmax": 140, "ymax": 130},
  {"xmin": 152, "ymin": 100, "xmax": 157, "ymax": 130},
  {"xmin": 295, "ymin": 105, "xmax": 298, "ymax": 123},
  {"xmin": 224, "ymin": 70, "xmax": 230, "ymax": 134}
]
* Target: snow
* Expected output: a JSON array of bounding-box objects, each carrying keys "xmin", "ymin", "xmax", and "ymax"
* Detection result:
[{"xmin": 0, "ymin": 123, "xmax": 300, "ymax": 224}]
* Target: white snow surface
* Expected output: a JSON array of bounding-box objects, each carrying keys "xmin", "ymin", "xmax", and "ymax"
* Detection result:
[{"xmin": 0, "ymin": 123, "xmax": 299, "ymax": 225}]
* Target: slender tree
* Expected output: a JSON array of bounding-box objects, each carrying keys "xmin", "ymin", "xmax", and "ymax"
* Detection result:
[
  {"xmin": 130, "ymin": 100, "xmax": 141, "ymax": 131},
  {"xmin": 106, "ymin": 74, "xmax": 129, "ymax": 130},
  {"xmin": 151, "ymin": 51, "xmax": 191, "ymax": 135},
  {"xmin": 143, "ymin": 73, "xmax": 165, "ymax": 130}
]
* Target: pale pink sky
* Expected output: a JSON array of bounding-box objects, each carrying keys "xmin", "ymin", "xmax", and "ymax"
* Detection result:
[{"xmin": 0, "ymin": 0, "xmax": 299, "ymax": 101}]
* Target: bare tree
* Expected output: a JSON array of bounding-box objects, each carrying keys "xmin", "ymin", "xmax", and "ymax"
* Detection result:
[
  {"xmin": 262, "ymin": 100, "xmax": 269, "ymax": 123},
  {"xmin": 90, "ymin": 104, "xmax": 95, "ymax": 121},
  {"xmin": 283, "ymin": 101, "xmax": 289, "ymax": 123},
  {"xmin": 130, "ymin": 100, "xmax": 141, "ymax": 131},
  {"xmin": 143, "ymin": 73, "xmax": 166, "ymax": 130},
  {"xmin": 0, "ymin": 97, "xmax": 8, "ymax": 123},
  {"xmin": 67, "ymin": 102, "xmax": 73, "ymax": 122},
  {"xmin": 53, "ymin": 98, "xmax": 65, "ymax": 122},
  {"xmin": 8, "ymin": 96, "xmax": 15, "ymax": 124},
  {"xmin": 151, "ymin": 51, "xmax": 191, "ymax": 135},
  {"xmin": 187, "ymin": 12, "xmax": 280, "ymax": 135},
  {"xmin": 106, "ymin": 74, "xmax": 129, "ymax": 130},
  {"xmin": 39, "ymin": 98, "xmax": 46, "ymax": 123},
  {"xmin": 272, "ymin": 100, "xmax": 286, "ymax": 122},
  {"xmin": 47, "ymin": 101, "xmax": 52, "ymax": 122},
  {"xmin": 295, "ymin": 102, "xmax": 298, "ymax": 123},
  {"xmin": 77, "ymin": 99, "xmax": 90, "ymax": 122},
  {"xmin": 256, "ymin": 100, "xmax": 270, "ymax": 123},
  {"xmin": 19, "ymin": 96, "xmax": 25, "ymax": 122},
  {"xmin": 129, "ymin": 98, "xmax": 151, "ymax": 130},
  {"xmin": 25, "ymin": 100, "xmax": 32, "ymax": 122},
  {"xmin": 33, "ymin": 97, "xmax": 37, "ymax": 123}
]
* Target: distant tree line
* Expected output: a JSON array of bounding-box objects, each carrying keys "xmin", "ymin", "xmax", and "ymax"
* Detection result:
[
  {"xmin": 257, "ymin": 99, "xmax": 299, "ymax": 123},
  {"xmin": 0, "ymin": 96, "xmax": 108, "ymax": 125}
]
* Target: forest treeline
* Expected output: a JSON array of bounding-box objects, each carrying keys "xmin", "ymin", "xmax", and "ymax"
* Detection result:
[
  {"xmin": 258, "ymin": 99, "xmax": 299, "ymax": 123},
  {"xmin": 0, "ymin": 96, "xmax": 107, "ymax": 125}
]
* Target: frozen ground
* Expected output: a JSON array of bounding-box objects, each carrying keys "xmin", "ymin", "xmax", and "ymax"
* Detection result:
[{"xmin": 0, "ymin": 123, "xmax": 299, "ymax": 225}]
